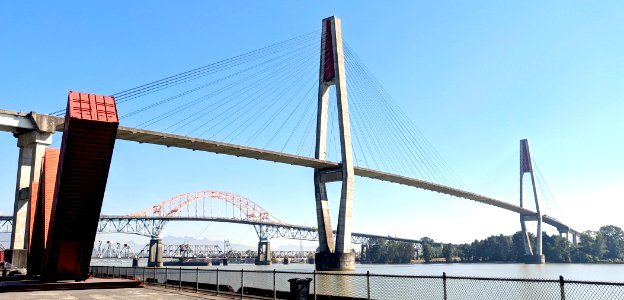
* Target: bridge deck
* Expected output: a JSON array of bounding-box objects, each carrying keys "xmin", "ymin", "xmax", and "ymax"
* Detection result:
[{"xmin": 0, "ymin": 110, "xmax": 578, "ymax": 234}]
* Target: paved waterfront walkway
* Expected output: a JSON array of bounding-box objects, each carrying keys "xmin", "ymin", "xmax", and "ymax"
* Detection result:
[{"xmin": 4, "ymin": 286, "xmax": 240, "ymax": 300}]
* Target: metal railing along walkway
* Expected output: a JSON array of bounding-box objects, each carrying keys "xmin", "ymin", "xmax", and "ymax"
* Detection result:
[{"xmin": 90, "ymin": 265, "xmax": 624, "ymax": 300}]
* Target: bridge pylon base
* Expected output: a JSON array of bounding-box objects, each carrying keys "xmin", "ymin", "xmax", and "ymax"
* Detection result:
[
  {"xmin": 255, "ymin": 240, "xmax": 272, "ymax": 266},
  {"xmin": 255, "ymin": 260, "xmax": 272, "ymax": 266},
  {"xmin": 4, "ymin": 249, "xmax": 28, "ymax": 269},
  {"xmin": 524, "ymin": 254, "xmax": 545, "ymax": 264},
  {"xmin": 315, "ymin": 252, "xmax": 355, "ymax": 271},
  {"xmin": 147, "ymin": 238, "xmax": 163, "ymax": 268}
]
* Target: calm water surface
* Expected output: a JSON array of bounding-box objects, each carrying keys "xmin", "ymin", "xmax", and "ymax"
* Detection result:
[{"xmin": 92, "ymin": 259, "xmax": 624, "ymax": 282}]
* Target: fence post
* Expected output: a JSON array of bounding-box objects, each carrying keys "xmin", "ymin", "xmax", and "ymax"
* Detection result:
[
  {"xmin": 126, "ymin": 266, "xmax": 128, "ymax": 278},
  {"xmin": 216, "ymin": 268, "xmax": 220, "ymax": 296},
  {"xmin": 443, "ymin": 272, "xmax": 448, "ymax": 300},
  {"xmin": 559, "ymin": 275, "xmax": 566, "ymax": 300},
  {"xmin": 165, "ymin": 267, "xmax": 168, "ymax": 288},
  {"xmin": 153, "ymin": 267, "xmax": 156, "ymax": 285},
  {"xmin": 179, "ymin": 267, "xmax": 182, "ymax": 290},
  {"xmin": 241, "ymin": 268, "xmax": 244, "ymax": 299},
  {"xmin": 196, "ymin": 267, "xmax": 199, "ymax": 293},
  {"xmin": 367, "ymin": 271, "xmax": 371, "ymax": 300},
  {"xmin": 112, "ymin": 266, "xmax": 114, "ymax": 278},
  {"xmin": 273, "ymin": 269, "xmax": 276, "ymax": 300},
  {"xmin": 313, "ymin": 270, "xmax": 317, "ymax": 300},
  {"xmin": 133, "ymin": 266, "xmax": 136, "ymax": 279},
  {"xmin": 143, "ymin": 267, "xmax": 146, "ymax": 282}
]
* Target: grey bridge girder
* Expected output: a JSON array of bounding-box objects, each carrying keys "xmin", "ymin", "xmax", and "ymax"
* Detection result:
[
  {"xmin": 0, "ymin": 110, "xmax": 542, "ymax": 217},
  {"xmin": 97, "ymin": 217, "xmax": 168, "ymax": 238},
  {"xmin": 0, "ymin": 110, "xmax": 580, "ymax": 239}
]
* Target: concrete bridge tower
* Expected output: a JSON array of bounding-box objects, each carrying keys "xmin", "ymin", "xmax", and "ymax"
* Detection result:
[
  {"xmin": 519, "ymin": 139, "xmax": 545, "ymax": 264},
  {"xmin": 6, "ymin": 113, "xmax": 58, "ymax": 268},
  {"xmin": 313, "ymin": 16, "xmax": 356, "ymax": 271}
]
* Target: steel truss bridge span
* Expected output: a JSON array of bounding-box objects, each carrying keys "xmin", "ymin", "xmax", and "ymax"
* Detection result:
[
  {"xmin": 97, "ymin": 189, "xmax": 423, "ymax": 245},
  {"xmin": 97, "ymin": 216, "xmax": 420, "ymax": 245},
  {"xmin": 92, "ymin": 240, "xmax": 315, "ymax": 260}
]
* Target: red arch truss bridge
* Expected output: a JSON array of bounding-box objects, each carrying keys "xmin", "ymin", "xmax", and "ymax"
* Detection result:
[
  {"xmin": 128, "ymin": 190, "xmax": 284, "ymax": 224},
  {"xmin": 98, "ymin": 190, "xmax": 423, "ymax": 245}
]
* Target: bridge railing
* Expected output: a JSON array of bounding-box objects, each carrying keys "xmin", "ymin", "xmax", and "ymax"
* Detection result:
[{"xmin": 90, "ymin": 265, "xmax": 624, "ymax": 299}]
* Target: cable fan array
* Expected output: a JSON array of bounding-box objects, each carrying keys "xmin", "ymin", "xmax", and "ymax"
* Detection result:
[
  {"xmin": 49, "ymin": 30, "xmax": 470, "ymax": 189},
  {"xmin": 474, "ymin": 150, "xmax": 567, "ymax": 223}
]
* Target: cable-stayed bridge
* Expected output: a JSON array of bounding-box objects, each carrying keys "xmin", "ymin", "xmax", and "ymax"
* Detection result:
[{"xmin": 0, "ymin": 16, "xmax": 578, "ymax": 271}]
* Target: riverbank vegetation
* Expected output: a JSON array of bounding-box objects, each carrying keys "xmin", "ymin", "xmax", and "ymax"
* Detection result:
[
  {"xmin": 361, "ymin": 239, "xmax": 415, "ymax": 264},
  {"xmin": 422, "ymin": 225, "xmax": 624, "ymax": 263}
]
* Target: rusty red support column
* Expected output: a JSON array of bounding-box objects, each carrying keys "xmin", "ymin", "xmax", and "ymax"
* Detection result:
[
  {"xmin": 28, "ymin": 148, "xmax": 60, "ymax": 275},
  {"xmin": 42, "ymin": 91, "xmax": 119, "ymax": 281}
]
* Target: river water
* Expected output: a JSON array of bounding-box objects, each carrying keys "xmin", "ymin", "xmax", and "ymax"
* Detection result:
[{"xmin": 92, "ymin": 259, "xmax": 624, "ymax": 282}]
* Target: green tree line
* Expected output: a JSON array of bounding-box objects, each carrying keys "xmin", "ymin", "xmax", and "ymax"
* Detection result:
[
  {"xmin": 362, "ymin": 239, "xmax": 415, "ymax": 264},
  {"xmin": 421, "ymin": 225, "xmax": 624, "ymax": 263}
]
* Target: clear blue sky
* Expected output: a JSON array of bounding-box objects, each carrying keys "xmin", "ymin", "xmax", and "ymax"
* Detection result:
[{"xmin": 1, "ymin": 1, "xmax": 623, "ymax": 249}]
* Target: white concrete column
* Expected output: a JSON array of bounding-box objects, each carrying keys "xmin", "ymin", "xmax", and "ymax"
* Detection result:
[
  {"xmin": 10, "ymin": 131, "xmax": 52, "ymax": 250},
  {"xmin": 331, "ymin": 16, "xmax": 355, "ymax": 254}
]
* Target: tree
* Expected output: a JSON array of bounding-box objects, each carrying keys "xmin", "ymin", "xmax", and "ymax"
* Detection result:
[
  {"xmin": 599, "ymin": 225, "xmax": 624, "ymax": 260},
  {"xmin": 443, "ymin": 243, "xmax": 455, "ymax": 262},
  {"xmin": 364, "ymin": 238, "xmax": 415, "ymax": 264},
  {"xmin": 542, "ymin": 233, "xmax": 571, "ymax": 263},
  {"xmin": 366, "ymin": 238, "xmax": 386, "ymax": 263},
  {"xmin": 579, "ymin": 230, "xmax": 606, "ymax": 262},
  {"xmin": 480, "ymin": 235, "xmax": 512, "ymax": 261},
  {"xmin": 511, "ymin": 231, "xmax": 533, "ymax": 261},
  {"xmin": 422, "ymin": 243, "xmax": 433, "ymax": 263}
]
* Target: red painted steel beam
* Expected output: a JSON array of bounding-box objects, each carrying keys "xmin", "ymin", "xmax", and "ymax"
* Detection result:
[
  {"xmin": 28, "ymin": 148, "xmax": 60, "ymax": 275},
  {"xmin": 42, "ymin": 92, "xmax": 118, "ymax": 281}
]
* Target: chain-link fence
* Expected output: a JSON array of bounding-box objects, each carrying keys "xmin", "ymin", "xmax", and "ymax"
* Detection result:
[{"xmin": 89, "ymin": 265, "xmax": 624, "ymax": 299}]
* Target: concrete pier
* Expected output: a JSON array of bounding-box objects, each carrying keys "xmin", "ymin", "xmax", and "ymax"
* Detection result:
[
  {"xmin": 315, "ymin": 252, "xmax": 356, "ymax": 271},
  {"xmin": 255, "ymin": 240, "xmax": 272, "ymax": 265},
  {"xmin": 525, "ymin": 254, "xmax": 546, "ymax": 264},
  {"xmin": 8, "ymin": 131, "xmax": 52, "ymax": 268},
  {"xmin": 148, "ymin": 238, "xmax": 163, "ymax": 267}
]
